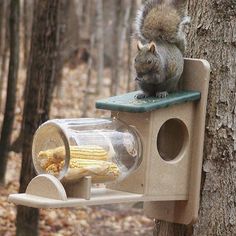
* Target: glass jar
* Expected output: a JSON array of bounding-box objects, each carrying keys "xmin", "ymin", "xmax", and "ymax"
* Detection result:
[{"xmin": 32, "ymin": 118, "xmax": 142, "ymax": 184}]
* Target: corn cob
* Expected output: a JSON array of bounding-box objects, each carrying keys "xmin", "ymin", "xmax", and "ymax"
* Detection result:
[
  {"xmin": 38, "ymin": 145, "xmax": 109, "ymax": 165},
  {"xmin": 37, "ymin": 145, "xmax": 110, "ymax": 171},
  {"xmin": 63, "ymin": 158, "xmax": 120, "ymax": 183},
  {"xmin": 69, "ymin": 145, "xmax": 109, "ymax": 161},
  {"xmin": 37, "ymin": 146, "xmax": 65, "ymax": 169},
  {"xmin": 37, "ymin": 145, "xmax": 120, "ymax": 183},
  {"xmin": 45, "ymin": 163, "xmax": 62, "ymax": 175}
]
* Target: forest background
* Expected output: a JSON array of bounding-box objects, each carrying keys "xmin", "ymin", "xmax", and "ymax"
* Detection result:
[{"xmin": 0, "ymin": 0, "xmax": 235, "ymax": 236}]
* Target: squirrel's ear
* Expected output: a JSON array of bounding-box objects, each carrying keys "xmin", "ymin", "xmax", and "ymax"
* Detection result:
[
  {"xmin": 137, "ymin": 41, "xmax": 143, "ymax": 51},
  {"xmin": 149, "ymin": 42, "xmax": 157, "ymax": 53}
]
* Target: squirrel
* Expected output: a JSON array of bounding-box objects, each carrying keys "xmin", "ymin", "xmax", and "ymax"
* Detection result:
[{"xmin": 134, "ymin": 0, "xmax": 190, "ymax": 99}]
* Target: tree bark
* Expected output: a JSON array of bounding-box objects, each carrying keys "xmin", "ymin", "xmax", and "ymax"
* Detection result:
[
  {"xmin": 187, "ymin": 1, "xmax": 236, "ymax": 234},
  {"xmin": 0, "ymin": 0, "xmax": 20, "ymax": 184},
  {"xmin": 154, "ymin": 0, "xmax": 236, "ymax": 235},
  {"xmin": 15, "ymin": 1, "xmax": 60, "ymax": 235}
]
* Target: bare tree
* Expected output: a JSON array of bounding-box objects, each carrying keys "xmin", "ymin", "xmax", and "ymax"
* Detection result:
[
  {"xmin": 126, "ymin": 0, "xmax": 137, "ymax": 92},
  {"xmin": 54, "ymin": 0, "xmax": 68, "ymax": 99},
  {"xmin": 55, "ymin": 0, "xmax": 80, "ymax": 98},
  {"xmin": 22, "ymin": 0, "xmax": 34, "ymax": 68},
  {"xmin": 0, "ymin": 0, "xmax": 20, "ymax": 184},
  {"xmin": 95, "ymin": 0, "xmax": 104, "ymax": 94},
  {"xmin": 15, "ymin": 1, "xmax": 60, "ymax": 235},
  {"xmin": 81, "ymin": 0, "xmax": 95, "ymax": 117},
  {"xmin": 154, "ymin": 0, "xmax": 236, "ymax": 235},
  {"xmin": 0, "ymin": 0, "xmax": 10, "ymax": 111},
  {"xmin": 111, "ymin": 0, "xmax": 131, "ymax": 95},
  {"xmin": 110, "ymin": 0, "xmax": 120, "ymax": 95},
  {"xmin": 0, "ymin": 1, "xmax": 5, "ymax": 59},
  {"xmin": 74, "ymin": 0, "xmax": 84, "ymax": 45}
]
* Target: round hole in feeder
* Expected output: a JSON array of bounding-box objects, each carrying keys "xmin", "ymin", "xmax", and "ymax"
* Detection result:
[{"xmin": 157, "ymin": 118, "xmax": 189, "ymax": 162}]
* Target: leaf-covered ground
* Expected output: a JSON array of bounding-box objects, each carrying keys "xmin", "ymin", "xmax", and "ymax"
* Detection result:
[{"xmin": 0, "ymin": 63, "xmax": 154, "ymax": 235}]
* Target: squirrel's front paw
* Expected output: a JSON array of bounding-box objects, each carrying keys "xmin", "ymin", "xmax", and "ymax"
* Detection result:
[
  {"xmin": 135, "ymin": 93, "xmax": 148, "ymax": 99},
  {"xmin": 156, "ymin": 91, "xmax": 168, "ymax": 98}
]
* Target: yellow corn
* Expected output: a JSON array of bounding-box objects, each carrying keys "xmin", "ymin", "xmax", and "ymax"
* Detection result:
[
  {"xmin": 63, "ymin": 158, "xmax": 120, "ymax": 183},
  {"xmin": 37, "ymin": 146, "xmax": 65, "ymax": 170},
  {"xmin": 37, "ymin": 145, "xmax": 109, "ymax": 171},
  {"xmin": 45, "ymin": 163, "xmax": 61, "ymax": 175},
  {"xmin": 37, "ymin": 145, "xmax": 120, "ymax": 183},
  {"xmin": 69, "ymin": 145, "xmax": 109, "ymax": 161},
  {"xmin": 38, "ymin": 145, "xmax": 108, "ymax": 167}
]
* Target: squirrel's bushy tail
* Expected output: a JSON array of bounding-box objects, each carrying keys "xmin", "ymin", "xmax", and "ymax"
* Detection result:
[{"xmin": 135, "ymin": 0, "xmax": 190, "ymax": 45}]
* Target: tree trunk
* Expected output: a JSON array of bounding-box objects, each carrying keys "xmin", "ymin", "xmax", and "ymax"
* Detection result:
[
  {"xmin": 154, "ymin": 0, "xmax": 236, "ymax": 235},
  {"xmin": 15, "ymin": 1, "xmax": 60, "ymax": 235},
  {"xmin": 22, "ymin": 0, "xmax": 34, "ymax": 68},
  {"xmin": 55, "ymin": 0, "xmax": 80, "ymax": 99},
  {"xmin": 0, "ymin": 0, "xmax": 20, "ymax": 184},
  {"xmin": 0, "ymin": 0, "xmax": 10, "ymax": 111},
  {"xmin": 188, "ymin": 1, "xmax": 236, "ymax": 234},
  {"xmin": 81, "ymin": 0, "xmax": 95, "ymax": 117},
  {"xmin": 110, "ymin": 0, "xmax": 120, "ymax": 95},
  {"xmin": 75, "ymin": 0, "xmax": 83, "ymax": 45},
  {"xmin": 126, "ymin": 0, "xmax": 136, "ymax": 92},
  {"xmin": 54, "ymin": 0, "xmax": 67, "ymax": 99},
  {"xmin": 95, "ymin": 0, "xmax": 104, "ymax": 94},
  {"xmin": 0, "ymin": 1, "xmax": 5, "ymax": 57},
  {"xmin": 81, "ymin": 33, "xmax": 95, "ymax": 117},
  {"xmin": 111, "ymin": 0, "xmax": 131, "ymax": 95}
]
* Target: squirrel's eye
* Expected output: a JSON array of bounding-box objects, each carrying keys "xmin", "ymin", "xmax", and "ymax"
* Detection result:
[{"xmin": 147, "ymin": 59, "xmax": 152, "ymax": 64}]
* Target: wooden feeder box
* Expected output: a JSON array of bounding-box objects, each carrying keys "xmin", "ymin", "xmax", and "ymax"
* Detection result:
[{"xmin": 9, "ymin": 58, "xmax": 210, "ymax": 225}]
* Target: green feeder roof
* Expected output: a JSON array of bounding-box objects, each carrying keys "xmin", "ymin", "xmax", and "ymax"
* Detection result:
[{"xmin": 96, "ymin": 90, "xmax": 201, "ymax": 113}]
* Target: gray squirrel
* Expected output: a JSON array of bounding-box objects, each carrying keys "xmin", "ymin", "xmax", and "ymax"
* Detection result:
[{"xmin": 134, "ymin": 0, "xmax": 190, "ymax": 99}]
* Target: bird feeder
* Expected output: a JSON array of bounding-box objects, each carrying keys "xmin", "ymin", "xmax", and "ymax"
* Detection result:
[{"xmin": 9, "ymin": 58, "xmax": 210, "ymax": 225}]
